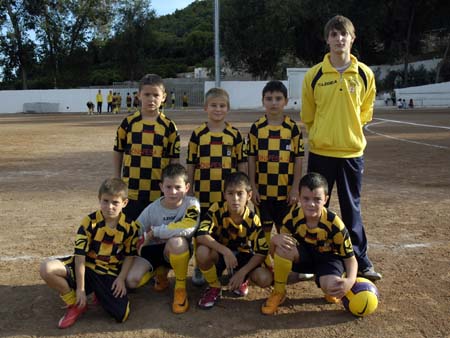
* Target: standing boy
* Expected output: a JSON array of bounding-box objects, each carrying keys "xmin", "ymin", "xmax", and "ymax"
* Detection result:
[
  {"xmin": 114, "ymin": 74, "xmax": 180, "ymax": 220},
  {"xmin": 248, "ymin": 81, "xmax": 304, "ymax": 243},
  {"xmin": 187, "ymin": 87, "xmax": 247, "ymax": 285},
  {"xmin": 301, "ymin": 15, "xmax": 381, "ymax": 281},
  {"xmin": 126, "ymin": 164, "xmax": 200, "ymax": 314},
  {"xmin": 39, "ymin": 178, "xmax": 140, "ymax": 328},
  {"xmin": 195, "ymin": 172, "xmax": 273, "ymax": 309},
  {"xmin": 107, "ymin": 90, "xmax": 113, "ymax": 113},
  {"xmin": 96, "ymin": 89, "xmax": 103, "ymax": 114},
  {"xmin": 261, "ymin": 172, "xmax": 357, "ymax": 315}
]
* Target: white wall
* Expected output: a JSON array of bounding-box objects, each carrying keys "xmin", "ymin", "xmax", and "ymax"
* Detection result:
[
  {"xmin": 0, "ymin": 87, "xmax": 121, "ymax": 114},
  {"xmin": 205, "ymin": 80, "xmax": 300, "ymax": 110},
  {"xmin": 395, "ymin": 81, "xmax": 450, "ymax": 107}
]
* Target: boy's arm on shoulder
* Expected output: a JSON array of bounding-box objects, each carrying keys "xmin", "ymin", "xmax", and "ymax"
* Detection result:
[
  {"xmin": 152, "ymin": 201, "xmax": 200, "ymax": 239},
  {"xmin": 186, "ymin": 163, "xmax": 196, "ymax": 195},
  {"xmin": 237, "ymin": 161, "xmax": 248, "ymax": 175}
]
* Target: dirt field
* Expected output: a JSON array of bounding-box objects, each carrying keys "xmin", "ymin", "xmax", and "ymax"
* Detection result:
[{"xmin": 1, "ymin": 107, "xmax": 449, "ymax": 338}]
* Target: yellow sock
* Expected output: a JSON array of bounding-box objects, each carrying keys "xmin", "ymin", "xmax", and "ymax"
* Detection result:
[
  {"xmin": 201, "ymin": 265, "xmax": 221, "ymax": 288},
  {"xmin": 137, "ymin": 270, "xmax": 156, "ymax": 288},
  {"xmin": 273, "ymin": 254, "xmax": 292, "ymax": 294},
  {"xmin": 169, "ymin": 251, "xmax": 190, "ymax": 289},
  {"xmin": 60, "ymin": 289, "xmax": 76, "ymax": 306}
]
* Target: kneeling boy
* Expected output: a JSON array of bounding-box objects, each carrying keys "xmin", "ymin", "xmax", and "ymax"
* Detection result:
[
  {"xmin": 196, "ymin": 172, "xmax": 273, "ymax": 309},
  {"xmin": 126, "ymin": 164, "xmax": 200, "ymax": 314},
  {"xmin": 261, "ymin": 172, "xmax": 357, "ymax": 315},
  {"xmin": 39, "ymin": 178, "xmax": 140, "ymax": 328}
]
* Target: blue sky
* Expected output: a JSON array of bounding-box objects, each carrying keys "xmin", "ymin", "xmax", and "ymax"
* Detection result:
[{"xmin": 152, "ymin": 0, "xmax": 196, "ymax": 16}]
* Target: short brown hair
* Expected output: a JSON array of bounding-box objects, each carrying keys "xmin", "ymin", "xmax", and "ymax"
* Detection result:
[
  {"xmin": 139, "ymin": 73, "xmax": 165, "ymax": 93},
  {"xmin": 324, "ymin": 15, "xmax": 355, "ymax": 40},
  {"xmin": 98, "ymin": 178, "xmax": 128, "ymax": 200},
  {"xmin": 205, "ymin": 87, "xmax": 230, "ymax": 109}
]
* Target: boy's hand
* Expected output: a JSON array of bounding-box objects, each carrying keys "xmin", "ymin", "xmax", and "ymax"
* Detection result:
[
  {"xmin": 112, "ymin": 277, "xmax": 127, "ymax": 298},
  {"xmin": 137, "ymin": 229, "xmax": 153, "ymax": 255},
  {"xmin": 287, "ymin": 189, "xmax": 299, "ymax": 206},
  {"xmin": 271, "ymin": 233, "xmax": 297, "ymax": 255},
  {"xmin": 75, "ymin": 288, "xmax": 87, "ymax": 308},
  {"xmin": 228, "ymin": 268, "xmax": 246, "ymax": 291},
  {"xmin": 222, "ymin": 248, "xmax": 238, "ymax": 271}
]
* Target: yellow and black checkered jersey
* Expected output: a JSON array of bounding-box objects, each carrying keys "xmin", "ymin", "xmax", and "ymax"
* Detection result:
[
  {"xmin": 281, "ymin": 206, "xmax": 354, "ymax": 258},
  {"xmin": 187, "ymin": 122, "xmax": 247, "ymax": 210},
  {"xmin": 196, "ymin": 201, "xmax": 268, "ymax": 255},
  {"xmin": 114, "ymin": 111, "xmax": 180, "ymax": 203},
  {"xmin": 248, "ymin": 115, "xmax": 304, "ymax": 200},
  {"xmin": 74, "ymin": 210, "xmax": 140, "ymax": 276}
]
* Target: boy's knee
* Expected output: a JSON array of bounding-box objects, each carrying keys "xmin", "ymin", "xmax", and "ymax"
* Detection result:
[
  {"xmin": 125, "ymin": 274, "xmax": 140, "ymax": 289},
  {"xmin": 195, "ymin": 245, "xmax": 211, "ymax": 264},
  {"xmin": 252, "ymin": 268, "xmax": 273, "ymax": 288},
  {"xmin": 39, "ymin": 260, "xmax": 54, "ymax": 280}
]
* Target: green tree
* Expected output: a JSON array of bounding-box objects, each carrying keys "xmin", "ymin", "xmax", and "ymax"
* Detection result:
[{"xmin": 221, "ymin": 0, "xmax": 292, "ymax": 79}]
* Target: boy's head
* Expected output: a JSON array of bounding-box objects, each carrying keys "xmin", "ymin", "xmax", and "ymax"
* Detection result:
[
  {"xmin": 299, "ymin": 173, "xmax": 329, "ymax": 220},
  {"xmin": 160, "ymin": 164, "xmax": 190, "ymax": 209},
  {"xmin": 138, "ymin": 74, "xmax": 166, "ymax": 115},
  {"xmin": 224, "ymin": 172, "xmax": 252, "ymax": 216},
  {"xmin": 262, "ymin": 80, "xmax": 288, "ymax": 115},
  {"xmin": 324, "ymin": 15, "xmax": 355, "ymax": 54},
  {"xmin": 204, "ymin": 88, "xmax": 230, "ymax": 123},
  {"xmin": 324, "ymin": 15, "xmax": 355, "ymax": 41},
  {"xmin": 98, "ymin": 178, "xmax": 128, "ymax": 220}
]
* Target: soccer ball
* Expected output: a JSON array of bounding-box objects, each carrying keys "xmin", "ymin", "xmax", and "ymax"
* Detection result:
[{"xmin": 342, "ymin": 277, "xmax": 379, "ymax": 317}]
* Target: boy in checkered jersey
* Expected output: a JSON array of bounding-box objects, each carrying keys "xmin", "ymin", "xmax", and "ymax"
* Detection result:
[
  {"xmin": 114, "ymin": 74, "xmax": 180, "ymax": 221},
  {"xmin": 187, "ymin": 88, "xmax": 247, "ymax": 285},
  {"xmin": 248, "ymin": 80, "xmax": 304, "ymax": 244},
  {"xmin": 195, "ymin": 172, "xmax": 273, "ymax": 309},
  {"xmin": 39, "ymin": 178, "xmax": 140, "ymax": 328}
]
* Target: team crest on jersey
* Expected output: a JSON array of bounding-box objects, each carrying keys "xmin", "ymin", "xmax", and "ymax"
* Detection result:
[
  {"xmin": 286, "ymin": 144, "xmax": 291, "ymax": 151},
  {"xmin": 349, "ymin": 78, "xmax": 358, "ymax": 93}
]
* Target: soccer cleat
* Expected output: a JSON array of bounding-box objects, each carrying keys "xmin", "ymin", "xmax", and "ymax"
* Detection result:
[
  {"xmin": 154, "ymin": 274, "xmax": 170, "ymax": 292},
  {"xmin": 298, "ymin": 273, "xmax": 315, "ymax": 281},
  {"xmin": 261, "ymin": 291, "xmax": 286, "ymax": 315},
  {"xmin": 192, "ymin": 267, "xmax": 206, "ymax": 287},
  {"xmin": 324, "ymin": 294, "xmax": 341, "ymax": 304},
  {"xmin": 198, "ymin": 287, "xmax": 221, "ymax": 309},
  {"xmin": 233, "ymin": 280, "xmax": 249, "ymax": 297},
  {"xmin": 358, "ymin": 267, "xmax": 382, "ymax": 282},
  {"xmin": 172, "ymin": 288, "xmax": 189, "ymax": 314},
  {"xmin": 58, "ymin": 304, "xmax": 87, "ymax": 329}
]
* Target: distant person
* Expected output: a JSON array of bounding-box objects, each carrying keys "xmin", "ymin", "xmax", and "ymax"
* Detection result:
[
  {"xmin": 107, "ymin": 90, "xmax": 113, "ymax": 113},
  {"xmin": 402, "ymin": 98, "xmax": 407, "ymax": 109},
  {"xmin": 96, "ymin": 90, "xmax": 103, "ymax": 114},
  {"xmin": 397, "ymin": 98, "xmax": 403, "ymax": 109},
  {"xmin": 113, "ymin": 74, "xmax": 180, "ymax": 220},
  {"xmin": 86, "ymin": 101, "xmax": 94, "ymax": 115},
  {"xmin": 383, "ymin": 92, "xmax": 390, "ymax": 106},
  {"xmin": 126, "ymin": 93, "xmax": 132, "ymax": 113},
  {"xmin": 182, "ymin": 92, "xmax": 188, "ymax": 109},
  {"xmin": 408, "ymin": 98, "xmax": 414, "ymax": 109},
  {"xmin": 301, "ymin": 15, "xmax": 381, "ymax": 281},
  {"xmin": 391, "ymin": 91, "xmax": 396, "ymax": 106},
  {"xmin": 133, "ymin": 91, "xmax": 139, "ymax": 112},
  {"xmin": 171, "ymin": 91, "xmax": 176, "ymax": 109},
  {"xmin": 39, "ymin": 178, "xmax": 139, "ymax": 328}
]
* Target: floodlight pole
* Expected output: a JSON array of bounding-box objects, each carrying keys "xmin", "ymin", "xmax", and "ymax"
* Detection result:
[{"xmin": 214, "ymin": 0, "xmax": 220, "ymax": 87}]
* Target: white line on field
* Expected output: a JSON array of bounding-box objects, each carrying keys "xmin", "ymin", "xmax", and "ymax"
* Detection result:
[{"xmin": 365, "ymin": 119, "xmax": 450, "ymax": 149}]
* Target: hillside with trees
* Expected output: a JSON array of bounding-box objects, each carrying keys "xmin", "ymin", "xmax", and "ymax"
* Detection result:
[{"xmin": 1, "ymin": 0, "xmax": 449, "ymax": 90}]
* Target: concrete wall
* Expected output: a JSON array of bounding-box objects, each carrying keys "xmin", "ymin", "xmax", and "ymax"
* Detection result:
[
  {"xmin": 395, "ymin": 81, "xmax": 450, "ymax": 107},
  {"xmin": 1, "ymin": 78, "xmax": 449, "ymax": 114}
]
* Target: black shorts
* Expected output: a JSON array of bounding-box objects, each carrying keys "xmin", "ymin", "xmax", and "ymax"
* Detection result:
[
  {"xmin": 291, "ymin": 245, "xmax": 345, "ymax": 287},
  {"xmin": 215, "ymin": 251, "xmax": 254, "ymax": 282},
  {"xmin": 123, "ymin": 199, "xmax": 151, "ymax": 221},
  {"xmin": 140, "ymin": 242, "xmax": 193, "ymax": 271},
  {"xmin": 256, "ymin": 199, "xmax": 291, "ymax": 231},
  {"xmin": 60, "ymin": 256, "xmax": 129, "ymax": 322}
]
